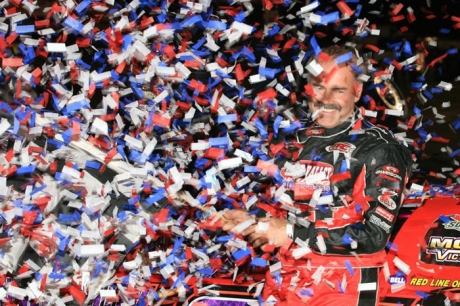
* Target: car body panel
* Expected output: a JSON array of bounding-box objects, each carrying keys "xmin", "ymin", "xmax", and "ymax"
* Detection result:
[{"xmin": 380, "ymin": 197, "xmax": 460, "ymax": 305}]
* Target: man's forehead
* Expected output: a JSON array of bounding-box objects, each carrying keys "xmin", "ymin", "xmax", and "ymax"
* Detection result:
[
  {"xmin": 312, "ymin": 62, "xmax": 354, "ymax": 83},
  {"xmin": 316, "ymin": 58, "xmax": 351, "ymax": 72}
]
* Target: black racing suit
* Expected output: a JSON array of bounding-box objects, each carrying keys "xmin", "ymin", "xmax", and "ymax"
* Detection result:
[
  {"xmin": 269, "ymin": 108, "xmax": 413, "ymax": 255},
  {"xmin": 261, "ymin": 109, "xmax": 413, "ymax": 305}
]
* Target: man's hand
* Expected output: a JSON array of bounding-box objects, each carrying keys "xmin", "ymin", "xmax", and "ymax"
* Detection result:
[
  {"xmin": 221, "ymin": 210, "xmax": 254, "ymax": 232},
  {"xmin": 222, "ymin": 211, "xmax": 290, "ymax": 251},
  {"xmin": 242, "ymin": 217, "xmax": 289, "ymax": 250}
]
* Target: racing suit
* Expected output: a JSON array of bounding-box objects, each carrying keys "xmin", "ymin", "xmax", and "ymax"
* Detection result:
[{"xmin": 261, "ymin": 109, "xmax": 413, "ymax": 305}]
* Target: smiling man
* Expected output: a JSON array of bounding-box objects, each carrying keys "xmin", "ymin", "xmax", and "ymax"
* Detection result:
[
  {"xmin": 222, "ymin": 46, "xmax": 413, "ymax": 305},
  {"xmin": 308, "ymin": 49, "xmax": 363, "ymax": 129}
]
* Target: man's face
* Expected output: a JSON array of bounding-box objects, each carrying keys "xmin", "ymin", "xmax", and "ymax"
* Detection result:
[{"xmin": 308, "ymin": 59, "xmax": 363, "ymax": 129}]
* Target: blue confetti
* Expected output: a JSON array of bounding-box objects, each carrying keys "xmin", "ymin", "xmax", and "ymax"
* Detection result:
[
  {"xmin": 250, "ymin": 258, "xmax": 267, "ymax": 267},
  {"xmin": 439, "ymin": 215, "xmax": 451, "ymax": 224},
  {"xmin": 16, "ymin": 165, "xmax": 36, "ymax": 175},
  {"xmin": 335, "ymin": 52, "xmax": 353, "ymax": 64},
  {"xmin": 415, "ymin": 291, "xmax": 430, "ymax": 299},
  {"xmin": 310, "ymin": 36, "xmax": 321, "ymax": 56},
  {"xmin": 344, "ymin": 260, "xmax": 354, "ymax": 275},
  {"xmin": 320, "ymin": 11, "xmax": 339, "ymax": 24},
  {"xmin": 15, "ymin": 25, "xmax": 35, "ymax": 34}
]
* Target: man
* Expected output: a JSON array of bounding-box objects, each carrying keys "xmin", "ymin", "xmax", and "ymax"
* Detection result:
[{"xmin": 222, "ymin": 46, "xmax": 413, "ymax": 305}]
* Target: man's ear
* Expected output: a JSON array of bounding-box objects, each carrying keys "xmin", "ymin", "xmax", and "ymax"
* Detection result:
[{"xmin": 353, "ymin": 81, "xmax": 363, "ymax": 103}]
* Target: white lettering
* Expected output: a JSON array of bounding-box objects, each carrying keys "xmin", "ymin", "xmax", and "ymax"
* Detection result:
[{"xmin": 369, "ymin": 215, "xmax": 391, "ymax": 233}]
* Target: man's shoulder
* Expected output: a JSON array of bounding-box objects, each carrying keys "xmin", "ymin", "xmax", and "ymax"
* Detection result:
[
  {"xmin": 360, "ymin": 122, "xmax": 399, "ymax": 144},
  {"xmin": 351, "ymin": 122, "xmax": 410, "ymax": 159},
  {"xmin": 350, "ymin": 124, "xmax": 411, "ymax": 169}
]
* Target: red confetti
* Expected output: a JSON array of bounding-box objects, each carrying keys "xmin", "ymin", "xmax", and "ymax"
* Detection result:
[
  {"xmin": 66, "ymin": 286, "xmax": 86, "ymax": 306},
  {"xmin": 336, "ymin": 1, "xmax": 354, "ymax": 17},
  {"xmin": 364, "ymin": 44, "xmax": 380, "ymax": 53},
  {"xmin": 257, "ymin": 87, "xmax": 277, "ymax": 101},
  {"xmin": 282, "ymin": 37, "xmax": 297, "ymax": 53},
  {"xmin": 324, "ymin": 66, "xmax": 338, "ymax": 84},
  {"xmin": 2, "ymin": 57, "xmax": 23, "ymax": 69},
  {"xmin": 256, "ymin": 159, "xmax": 278, "ymax": 176},
  {"xmin": 203, "ymin": 148, "xmax": 225, "ymax": 160},
  {"xmin": 431, "ymin": 136, "xmax": 450, "ymax": 143},
  {"xmin": 391, "ymin": 3, "xmax": 404, "ymax": 16},
  {"xmin": 406, "ymin": 13, "xmax": 416, "ymax": 23},
  {"xmin": 330, "ymin": 171, "xmax": 351, "ymax": 183},
  {"xmin": 399, "ymin": 26, "xmax": 409, "ymax": 33},
  {"xmin": 151, "ymin": 113, "xmax": 171, "ymax": 128},
  {"xmin": 391, "ymin": 59, "xmax": 403, "ymax": 70},
  {"xmin": 427, "ymin": 53, "xmax": 448, "ymax": 67},
  {"xmin": 390, "ymin": 15, "xmax": 405, "ymax": 22},
  {"xmin": 317, "ymin": 52, "xmax": 331, "ymax": 62}
]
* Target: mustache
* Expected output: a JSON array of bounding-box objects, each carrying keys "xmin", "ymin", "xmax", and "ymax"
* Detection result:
[{"xmin": 313, "ymin": 101, "xmax": 342, "ymax": 111}]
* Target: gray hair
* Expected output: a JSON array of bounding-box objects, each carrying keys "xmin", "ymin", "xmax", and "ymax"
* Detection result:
[{"xmin": 305, "ymin": 45, "xmax": 366, "ymax": 82}]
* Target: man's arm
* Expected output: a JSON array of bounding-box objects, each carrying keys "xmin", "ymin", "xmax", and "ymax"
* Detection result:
[{"xmin": 294, "ymin": 145, "xmax": 412, "ymax": 255}]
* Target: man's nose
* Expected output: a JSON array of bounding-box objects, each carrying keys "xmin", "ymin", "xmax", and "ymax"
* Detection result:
[{"xmin": 320, "ymin": 88, "xmax": 334, "ymax": 102}]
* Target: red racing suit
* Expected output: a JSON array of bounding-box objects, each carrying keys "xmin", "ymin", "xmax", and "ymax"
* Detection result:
[{"xmin": 262, "ymin": 109, "xmax": 412, "ymax": 305}]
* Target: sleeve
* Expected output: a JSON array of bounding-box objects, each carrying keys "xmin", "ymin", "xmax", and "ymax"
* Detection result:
[{"xmin": 293, "ymin": 144, "xmax": 412, "ymax": 255}]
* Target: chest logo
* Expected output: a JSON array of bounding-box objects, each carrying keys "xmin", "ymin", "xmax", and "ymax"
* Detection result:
[
  {"xmin": 306, "ymin": 128, "xmax": 325, "ymax": 136},
  {"xmin": 280, "ymin": 161, "xmax": 333, "ymax": 201},
  {"xmin": 325, "ymin": 142, "xmax": 356, "ymax": 154}
]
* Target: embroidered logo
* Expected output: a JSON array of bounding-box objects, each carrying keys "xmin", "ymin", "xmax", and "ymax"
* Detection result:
[
  {"xmin": 375, "ymin": 206, "xmax": 394, "ymax": 222},
  {"xmin": 383, "ymin": 165, "xmax": 399, "ymax": 173},
  {"xmin": 369, "ymin": 215, "xmax": 391, "ymax": 233},
  {"xmin": 280, "ymin": 161, "xmax": 333, "ymax": 201},
  {"xmin": 378, "ymin": 195, "xmax": 397, "ymax": 210},
  {"xmin": 325, "ymin": 142, "xmax": 356, "ymax": 154},
  {"xmin": 306, "ymin": 128, "xmax": 325, "ymax": 136},
  {"xmin": 376, "ymin": 165, "xmax": 402, "ymax": 181}
]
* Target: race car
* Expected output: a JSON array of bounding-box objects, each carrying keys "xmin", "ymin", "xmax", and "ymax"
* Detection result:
[{"xmin": 379, "ymin": 196, "xmax": 460, "ymax": 306}]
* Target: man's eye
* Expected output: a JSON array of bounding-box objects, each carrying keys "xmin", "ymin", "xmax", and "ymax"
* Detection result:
[
  {"xmin": 313, "ymin": 85, "xmax": 324, "ymax": 91},
  {"xmin": 335, "ymin": 89, "xmax": 345, "ymax": 94}
]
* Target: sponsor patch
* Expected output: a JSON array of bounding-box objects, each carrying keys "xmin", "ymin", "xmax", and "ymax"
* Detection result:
[
  {"xmin": 369, "ymin": 215, "xmax": 391, "ymax": 233},
  {"xmin": 306, "ymin": 128, "xmax": 325, "ymax": 136},
  {"xmin": 383, "ymin": 165, "xmax": 399, "ymax": 174},
  {"xmin": 378, "ymin": 188, "xmax": 398, "ymax": 197},
  {"xmin": 375, "ymin": 206, "xmax": 394, "ymax": 222},
  {"xmin": 281, "ymin": 161, "xmax": 333, "ymax": 201},
  {"xmin": 375, "ymin": 169, "xmax": 402, "ymax": 181},
  {"xmin": 325, "ymin": 142, "xmax": 356, "ymax": 154},
  {"xmin": 378, "ymin": 194, "xmax": 397, "ymax": 210}
]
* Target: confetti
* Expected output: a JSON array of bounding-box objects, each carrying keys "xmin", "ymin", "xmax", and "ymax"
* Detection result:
[{"xmin": 0, "ymin": 0, "xmax": 458, "ymax": 304}]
